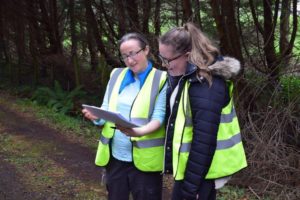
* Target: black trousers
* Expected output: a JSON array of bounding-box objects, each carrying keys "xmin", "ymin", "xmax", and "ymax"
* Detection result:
[
  {"xmin": 105, "ymin": 156, "xmax": 162, "ymax": 200},
  {"xmin": 171, "ymin": 180, "xmax": 216, "ymax": 200}
]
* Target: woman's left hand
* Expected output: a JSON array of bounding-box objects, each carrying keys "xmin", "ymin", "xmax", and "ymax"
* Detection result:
[
  {"xmin": 116, "ymin": 120, "xmax": 161, "ymax": 137},
  {"xmin": 116, "ymin": 125, "xmax": 146, "ymax": 137}
]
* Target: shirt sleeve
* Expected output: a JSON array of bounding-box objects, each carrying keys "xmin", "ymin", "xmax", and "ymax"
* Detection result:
[{"xmin": 150, "ymin": 83, "xmax": 167, "ymax": 125}]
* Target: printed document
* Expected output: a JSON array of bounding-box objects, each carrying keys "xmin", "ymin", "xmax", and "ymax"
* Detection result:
[{"xmin": 82, "ymin": 104, "xmax": 139, "ymax": 128}]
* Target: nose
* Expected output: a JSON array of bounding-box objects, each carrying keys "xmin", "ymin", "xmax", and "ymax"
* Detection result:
[
  {"xmin": 126, "ymin": 56, "xmax": 135, "ymax": 64},
  {"xmin": 161, "ymin": 62, "xmax": 168, "ymax": 68}
]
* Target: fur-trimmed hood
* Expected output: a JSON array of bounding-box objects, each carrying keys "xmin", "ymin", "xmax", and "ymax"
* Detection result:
[{"xmin": 208, "ymin": 56, "xmax": 241, "ymax": 79}]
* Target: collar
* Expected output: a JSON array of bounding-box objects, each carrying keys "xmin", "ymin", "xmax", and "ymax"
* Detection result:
[
  {"xmin": 119, "ymin": 61, "xmax": 153, "ymax": 93},
  {"xmin": 185, "ymin": 62, "xmax": 197, "ymax": 75}
]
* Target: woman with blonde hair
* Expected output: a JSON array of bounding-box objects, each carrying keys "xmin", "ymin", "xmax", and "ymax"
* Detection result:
[{"xmin": 158, "ymin": 22, "xmax": 247, "ymax": 200}]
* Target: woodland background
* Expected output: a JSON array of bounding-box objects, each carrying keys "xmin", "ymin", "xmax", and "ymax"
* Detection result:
[{"xmin": 0, "ymin": 0, "xmax": 299, "ymax": 199}]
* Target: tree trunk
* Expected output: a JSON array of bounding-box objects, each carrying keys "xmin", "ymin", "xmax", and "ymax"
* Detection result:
[
  {"xmin": 175, "ymin": 0, "xmax": 180, "ymax": 26},
  {"xmin": 14, "ymin": 1, "xmax": 26, "ymax": 85},
  {"xmin": 0, "ymin": 1, "xmax": 8, "ymax": 62},
  {"xmin": 279, "ymin": 0, "xmax": 290, "ymax": 55},
  {"xmin": 49, "ymin": 0, "xmax": 62, "ymax": 54},
  {"xmin": 154, "ymin": 0, "xmax": 161, "ymax": 36},
  {"xmin": 115, "ymin": 0, "xmax": 126, "ymax": 37},
  {"xmin": 182, "ymin": 0, "xmax": 193, "ymax": 22},
  {"xmin": 142, "ymin": 0, "xmax": 151, "ymax": 34},
  {"xmin": 26, "ymin": 0, "xmax": 40, "ymax": 86},
  {"xmin": 193, "ymin": 0, "xmax": 202, "ymax": 29},
  {"xmin": 39, "ymin": 0, "xmax": 62, "ymax": 54},
  {"xmin": 125, "ymin": 0, "xmax": 140, "ymax": 32},
  {"xmin": 84, "ymin": 0, "xmax": 119, "ymax": 67},
  {"xmin": 280, "ymin": 0, "xmax": 298, "ymax": 59},
  {"xmin": 85, "ymin": 4, "xmax": 98, "ymax": 71},
  {"xmin": 210, "ymin": 0, "xmax": 243, "ymax": 63},
  {"xmin": 263, "ymin": 0, "xmax": 278, "ymax": 81},
  {"xmin": 70, "ymin": 0, "xmax": 80, "ymax": 87}
]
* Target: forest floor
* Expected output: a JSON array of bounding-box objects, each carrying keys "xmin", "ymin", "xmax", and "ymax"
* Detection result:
[{"xmin": 0, "ymin": 92, "xmax": 172, "ymax": 200}]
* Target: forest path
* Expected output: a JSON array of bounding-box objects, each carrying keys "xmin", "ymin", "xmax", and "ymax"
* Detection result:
[
  {"xmin": 0, "ymin": 93, "xmax": 171, "ymax": 199},
  {"xmin": 0, "ymin": 94, "xmax": 107, "ymax": 199}
]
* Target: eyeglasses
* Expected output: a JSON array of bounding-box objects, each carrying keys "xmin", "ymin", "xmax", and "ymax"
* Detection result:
[
  {"xmin": 120, "ymin": 48, "xmax": 145, "ymax": 62},
  {"xmin": 158, "ymin": 53, "xmax": 184, "ymax": 66}
]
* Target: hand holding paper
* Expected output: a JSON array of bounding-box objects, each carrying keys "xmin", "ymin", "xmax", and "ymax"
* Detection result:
[{"xmin": 82, "ymin": 104, "xmax": 139, "ymax": 128}]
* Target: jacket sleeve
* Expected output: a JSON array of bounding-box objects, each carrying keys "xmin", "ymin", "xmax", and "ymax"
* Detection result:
[{"xmin": 181, "ymin": 77, "xmax": 228, "ymax": 199}]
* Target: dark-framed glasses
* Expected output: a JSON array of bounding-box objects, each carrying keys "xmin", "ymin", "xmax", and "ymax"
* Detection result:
[
  {"xmin": 120, "ymin": 48, "xmax": 145, "ymax": 62},
  {"xmin": 158, "ymin": 53, "xmax": 184, "ymax": 66}
]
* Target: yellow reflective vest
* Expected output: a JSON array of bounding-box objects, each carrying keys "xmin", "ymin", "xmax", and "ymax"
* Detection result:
[
  {"xmin": 173, "ymin": 81, "xmax": 247, "ymax": 180},
  {"xmin": 95, "ymin": 67, "xmax": 167, "ymax": 172}
]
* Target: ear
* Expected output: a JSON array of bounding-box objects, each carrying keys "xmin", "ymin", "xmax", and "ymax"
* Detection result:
[
  {"xmin": 185, "ymin": 51, "xmax": 190, "ymax": 61},
  {"xmin": 144, "ymin": 45, "xmax": 150, "ymax": 55}
]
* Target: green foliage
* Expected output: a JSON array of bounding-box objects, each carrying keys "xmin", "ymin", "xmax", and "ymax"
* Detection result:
[
  {"xmin": 31, "ymin": 80, "xmax": 86, "ymax": 114},
  {"xmin": 280, "ymin": 75, "xmax": 300, "ymax": 101},
  {"xmin": 217, "ymin": 185, "xmax": 269, "ymax": 200}
]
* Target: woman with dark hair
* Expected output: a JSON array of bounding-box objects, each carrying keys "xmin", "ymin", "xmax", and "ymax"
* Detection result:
[
  {"xmin": 158, "ymin": 22, "xmax": 247, "ymax": 200},
  {"xmin": 82, "ymin": 32, "xmax": 167, "ymax": 200}
]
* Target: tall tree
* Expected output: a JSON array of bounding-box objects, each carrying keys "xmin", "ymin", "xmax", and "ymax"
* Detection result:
[
  {"xmin": 182, "ymin": 0, "xmax": 193, "ymax": 22},
  {"xmin": 125, "ymin": 0, "xmax": 140, "ymax": 32},
  {"xmin": 116, "ymin": 0, "xmax": 126, "ymax": 37},
  {"xmin": 142, "ymin": 0, "xmax": 151, "ymax": 34},
  {"xmin": 279, "ymin": 0, "xmax": 291, "ymax": 55},
  {"xmin": 39, "ymin": 0, "xmax": 63, "ymax": 54},
  {"xmin": 193, "ymin": 0, "xmax": 202, "ymax": 29},
  {"xmin": 26, "ymin": 0, "xmax": 41, "ymax": 86},
  {"xmin": 84, "ymin": 0, "xmax": 119, "ymax": 67},
  {"xmin": 279, "ymin": 0, "xmax": 298, "ymax": 60},
  {"xmin": 69, "ymin": 0, "xmax": 80, "ymax": 86},
  {"xmin": 0, "ymin": 0, "xmax": 9, "ymax": 63},
  {"xmin": 154, "ymin": 0, "xmax": 161, "ymax": 36},
  {"xmin": 12, "ymin": 0, "xmax": 26, "ymax": 85},
  {"xmin": 210, "ymin": 0, "xmax": 243, "ymax": 63}
]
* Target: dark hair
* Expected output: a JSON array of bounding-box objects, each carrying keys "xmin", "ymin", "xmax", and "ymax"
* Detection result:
[{"xmin": 118, "ymin": 32, "xmax": 149, "ymax": 49}]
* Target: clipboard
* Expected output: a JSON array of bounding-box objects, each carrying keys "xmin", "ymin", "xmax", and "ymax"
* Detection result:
[{"xmin": 82, "ymin": 104, "xmax": 139, "ymax": 128}]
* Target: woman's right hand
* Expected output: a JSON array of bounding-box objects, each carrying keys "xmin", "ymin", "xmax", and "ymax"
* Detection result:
[{"xmin": 82, "ymin": 108, "xmax": 98, "ymax": 121}]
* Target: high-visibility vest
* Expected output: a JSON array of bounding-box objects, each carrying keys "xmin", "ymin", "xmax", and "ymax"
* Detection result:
[
  {"xmin": 173, "ymin": 81, "xmax": 247, "ymax": 180},
  {"xmin": 95, "ymin": 67, "xmax": 167, "ymax": 172}
]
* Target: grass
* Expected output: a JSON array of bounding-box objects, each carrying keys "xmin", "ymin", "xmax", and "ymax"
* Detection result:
[
  {"xmin": 10, "ymin": 97, "xmax": 101, "ymax": 150},
  {"xmin": 218, "ymin": 185, "xmax": 267, "ymax": 200},
  {"xmin": 0, "ymin": 131, "xmax": 105, "ymax": 199}
]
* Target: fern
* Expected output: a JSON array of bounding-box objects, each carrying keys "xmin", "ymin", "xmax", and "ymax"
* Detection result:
[{"xmin": 31, "ymin": 80, "xmax": 86, "ymax": 114}]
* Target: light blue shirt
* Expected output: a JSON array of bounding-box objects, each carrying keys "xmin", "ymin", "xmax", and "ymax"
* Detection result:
[{"xmin": 94, "ymin": 68, "xmax": 167, "ymax": 162}]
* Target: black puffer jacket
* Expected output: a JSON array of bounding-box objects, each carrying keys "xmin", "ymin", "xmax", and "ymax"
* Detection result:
[{"xmin": 164, "ymin": 56, "xmax": 241, "ymax": 199}]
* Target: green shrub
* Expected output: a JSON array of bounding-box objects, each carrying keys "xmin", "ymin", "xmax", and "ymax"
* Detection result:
[
  {"xmin": 280, "ymin": 75, "xmax": 300, "ymax": 101},
  {"xmin": 31, "ymin": 80, "xmax": 86, "ymax": 114}
]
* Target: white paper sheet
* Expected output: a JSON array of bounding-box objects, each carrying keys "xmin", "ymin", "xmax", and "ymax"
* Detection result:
[{"xmin": 82, "ymin": 104, "xmax": 139, "ymax": 128}]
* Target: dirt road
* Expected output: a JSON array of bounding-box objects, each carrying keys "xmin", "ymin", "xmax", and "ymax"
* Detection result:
[{"xmin": 0, "ymin": 95, "xmax": 171, "ymax": 199}]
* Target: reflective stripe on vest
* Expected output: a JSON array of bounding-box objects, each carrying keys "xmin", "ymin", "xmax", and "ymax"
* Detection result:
[
  {"xmin": 99, "ymin": 134, "xmax": 110, "ymax": 145},
  {"xmin": 179, "ymin": 132, "xmax": 242, "ymax": 153},
  {"xmin": 107, "ymin": 68, "xmax": 123, "ymax": 102},
  {"xmin": 173, "ymin": 81, "xmax": 247, "ymax": 180},
  {"xmin": 180, "ymin": 104, "xmax": 241, "ymax": 152},
  {"xmin": 132, "ymin": 138, "xmax": 165, "ymax": 148}
]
